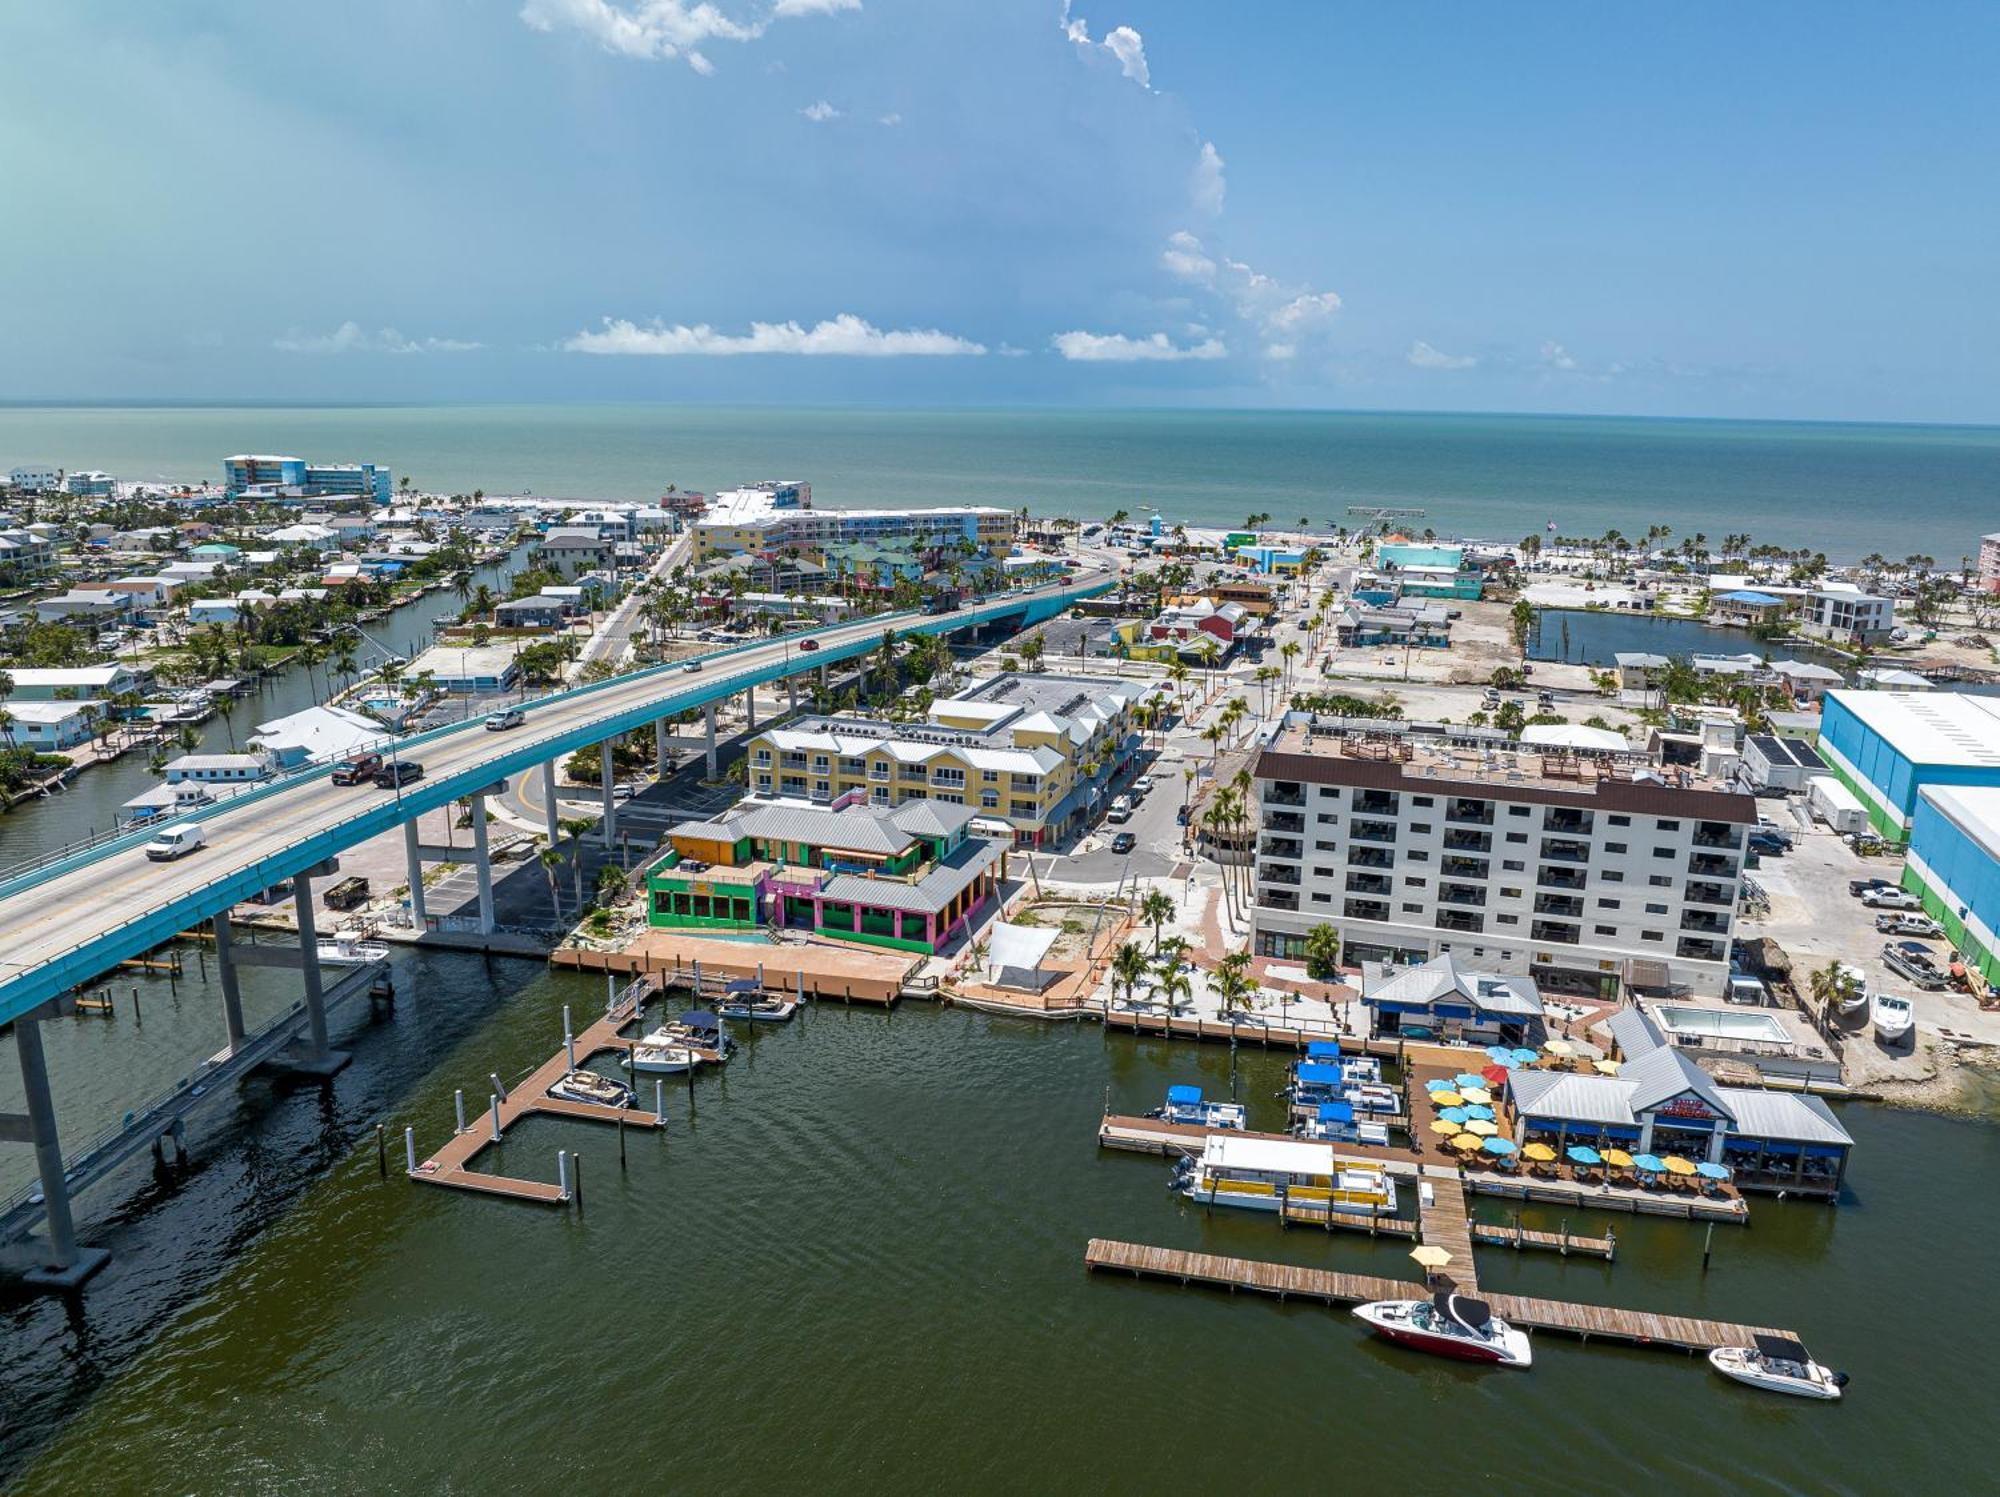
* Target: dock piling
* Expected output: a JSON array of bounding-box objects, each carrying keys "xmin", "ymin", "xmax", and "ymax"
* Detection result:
[
  {"xmin": 655, "ymin": 1079, "xmax": 665, "ymax": 1121},
  {"xmin": 489, "ymin": 1094, "xmax": 502, "ymax": 1143},
  {"xmin": 574, "ymin": 1153, "xmax": 584, "ymax": 1213},
  {"xmin": 1702, "ymin": 1222, "xmax": 1714, "ymax": 1272},
  {"xmin": 490, "ymin": 1072, "xmax": 509, "ymax": 1103},
  {"xmin": 376, "ymin": 1123, "xmax": 386, "ymax": 1177},
  {"xmin": 618, "ymin": 1113, "xmax": 626, "ymax": 1168},
  {"xmin": 558, "ymin": 1149, "xmax": 570, "ymax": 1200},
  {"xmin": 455, "ymin": 1088, "xmax": 466, "ymax": 1134},
  {"xmin": 132, "ymin": 986, "xmax": 142, "ymax": 1023},
  {"xmin": 404, "ymin": 1127, "xmax": 416, "ymax": 1173}
]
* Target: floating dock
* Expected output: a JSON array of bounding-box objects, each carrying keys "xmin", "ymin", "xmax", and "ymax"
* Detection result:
[
  {"xmin": 1084, "ymin": 1239, "xmax": 1787, "ymax": 1354},
  {"xmin": 409, "ymin": 989, "xmax": 670, "ymax": 1206}
]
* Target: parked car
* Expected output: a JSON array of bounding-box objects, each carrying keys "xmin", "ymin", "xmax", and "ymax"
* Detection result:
[
  {"xmin": 485, "ymin": 707, "xmax": 525, "ymax": 731},
  {"xmin": 1106, "ymin": 796, "xmax": 1133, "ymax": 825},
  {"xmin": 1133, "ymin": 775, "xmax": 1155, "ymax": 795},
  {"xmin": 332, "ymin": 753, "xmax": 383, "ymax": 786},
  {"xmin": 1882, "ymin": 940, "xmax": 1947, "ymax": 989},
  {"xmin": 611, "ymin": 783, "xmax": 636, "ymax": 801},
  {"xmin": 796, "ymin": 638, "xmax": 820, "ymax": 652},
  {"xmin": 1850, "ymin": 877, "xmax": 1898, "ymax": 898},
  {"xmin": 1861, "ymin": 887, "xmax": 1921, "ymax": 910},
  {"xmin": 374, "ymin": 760, "xmax": 424, "ymax": 789},
  {"xmin": 1876, "ymin": 912, "xmax": 1943, "ymax": 938},
  {"xmin": 144, "ymin": 825, "xmax": 206, "ymax": 861},
  {"xmin": 1110, "ymin": 831, "xmax": 1136, "ymax": 854}
]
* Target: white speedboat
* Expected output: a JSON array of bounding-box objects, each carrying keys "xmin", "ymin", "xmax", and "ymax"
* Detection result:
[
  {"xmin": 549, "ymin": 1071, "xmax": 635, "ymax": 1109},
  {"xmin": 316, "ymin": 936, "xmax": 390, "ymax": 966},
  {"xmin": 1836, "ymin": 964, "xmax": 1870, "ymax": 1023},
  {"xmin": 630, "ymin": 1028, "xmax": 701, "ymax": 1075},
  {"xmin": 715, "ymin": 994, "xmax": 798, "ymax": 1023},
  {"xmin": 1708, "ymin": 1336, "xmax": 1846, "ymax": 1400},
  {"xmin": 1872, "ymin": 992, "xmax": 1914, "ymax": 1045},
  {"xmin": 1150, "ymin": 1084, "xmax": 1247, "ymax": 1130},
  {"xmin": 1352, "ymin": 1293, "xmax": 1532, "ymax": 1369}
]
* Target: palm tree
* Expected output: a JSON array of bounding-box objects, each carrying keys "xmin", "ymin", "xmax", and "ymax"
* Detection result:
[
  {"xmin": 1215, "ymin": 949, "xmax": 1254, "ymax": 1016},
  {"xmin": 1140, "ymin": 888, "xmax": 1176, "ymax": 952},
  {"xmin": 1280, "ymin": 639, "xmax": 1301, "ymax": 689},
  {"xmin": 1201, "ymin": 721, "xmax": 1224, "ymax": 765},
  {"xmin": 0, "ymin": 707, "xmax": 15, "ymax": 750},
  {"xmin": 1155, "ymin": 957, "xmax": 1193, "ymax": 1016},
  {"xmin": 1304, "ymin": 923, "xmax": 1342, "ymax": 983},
  {"xmin": 1111, "ymin": 940, "xmax": 1150, "ymax": 1010}
]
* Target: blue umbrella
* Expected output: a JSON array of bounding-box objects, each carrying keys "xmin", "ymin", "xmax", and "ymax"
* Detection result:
[
  {"xmin": 1696, "ymin": 1161, "xmax": 1731, "ymax": 1180},
  {"xmin": 1482, "ymin": 1136, "xmax": 1518, "ymax": 1155},
  {"xmin": 1462, "ymin": 1104, "xmax": 1495, "ymax": 1122},
  {"xmin": 1425, "ymin": 1078, "xmax": 1456, "ymax": 1092},
  {"xmin": 1440, "ymin": 1107, "xmax": 1470, "ymax": 1126},
  {"xmin": 1631, "ymin": 1153, "xmax": 1666, "ymax": 1173},
  {"xmin": 1484, "ymin": 1045, "xmax": 1516, "ymax": 1065},
  {"xmin": 1510, "ymin": 1047, "xmax": 1540, "ymax": 1066},
  {"xmin": 1452, "ymin": 1072, "xmax": 1483, "ymax": 1088},
  {"xmin": 1567, "ymin": 1145, "xmax": 1603, "ymax": 1166}
]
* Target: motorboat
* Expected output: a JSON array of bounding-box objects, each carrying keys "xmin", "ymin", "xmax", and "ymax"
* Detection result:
[
  {"xmin": 1872, "ymin": 992, "xmax": 1914, "ymax": 1046},
  {"xmin": 630, "ymin": 1029, "xmax": 701, "ymax": 1075},
  {"xmin": 1708, "ymin": 1335, "xmax": 1846, "ymax": 1400},
  {"xmin": 1300, "ymin": 1040, "xmax": 1382, "ymax": 1085},
  {"xmin": 1835, "ymin": 963, "xmax": 1870, "ymax": 1023},
  {"xmin": 715, "ymin": 990, "xmax": 798, "ymax": 1022},
  {"xmin": 1352, "ymin": 1292, "xmax": 1532, "ymax": 1369},
  {"xmin": 1171, "ymin": 1135, "xmax": 1398, "ymax": 1217},
  {"xmin": 1148, "ymin": 1084, "xmax": 1247, "ymax": 1130},
  {"xmin": 549, "ymin": 1070, "xmax": 636, "ymax": 1109},
  {"xmin": 660, "ymin": 1009, "xmax": 737, "ymax": 1057},
  {"xmin": 1297, "ymin": 1101, "xmax": 1391, "ymax": 1148},
  {"xmin": 315, "ymin": 936, "xmax": 390, "ymax": 966}
]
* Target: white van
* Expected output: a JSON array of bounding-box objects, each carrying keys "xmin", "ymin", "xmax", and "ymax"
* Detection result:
[{"xmin": 144, "ymin": 825, "xmax": 207, "ymax": 861}]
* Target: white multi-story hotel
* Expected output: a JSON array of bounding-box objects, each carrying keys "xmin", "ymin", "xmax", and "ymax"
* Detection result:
[{"xmin": 1251, "ymin": 718, "xmax": 1758, "ymax": 1000}]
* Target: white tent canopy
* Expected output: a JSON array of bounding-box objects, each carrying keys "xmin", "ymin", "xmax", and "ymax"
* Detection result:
[
  {"xmin": 984, "ymin": 921, "xmax": 1060, "ymax": 988},
  {"xmin": 1520, "ymin": 722, "xmax": 1628, "ymax": 752}
]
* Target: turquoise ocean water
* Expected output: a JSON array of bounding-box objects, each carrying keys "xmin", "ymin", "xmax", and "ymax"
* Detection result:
[{"xmin": 3, "ymin": 405, "xmax": 1997, "ymax": 561}]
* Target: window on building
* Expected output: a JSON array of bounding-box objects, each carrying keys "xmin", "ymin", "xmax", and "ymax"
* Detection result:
[
  {"xmin": 1500, "ymin": 887, "xmax": 1522, "ymax": 898},
  {"xmin": 1496, "ymin": 914, "xmax": 1519, "ymax": 925},
  {"xmin": 1409, "ymin": 822, "xmax": 1433, "ymax": 835},
  {"xmin": 1594, "ymin": 924, "xmax": 1617, "ymax": 936},
  {"xmin": 1608, "ymin": 814, "xmax": 1629, "ymax": 826},
  {"xmin": 1658, "ymin": 819, "xmax": 1681, "ymax": 831},
  {"xmin": 1505, "ymin": 832, "xmax": 1527, "ymax": 843},
  {"xmin": 1653, "ymin": 846, "xmax": 1674, "ymax": 858},
  {"xmin": 1412, "ymin": 796, "xmax": 1434, "ymax": 807},
  {"xmin": 1317, "ymin": 813, "xmax": 1337, "ymax": 825},
  {"xmin": 1508, "ymin": 806, "xmax": 1530, "ymax": 817},
  {"xmin": 1641, "ymin": 931, "xmax": 1664, "ymax": 942},
  {"xmin": 1408, "ymin": 850, "xmax": 1430, "ymax": 862},
  {"xmin": 1605, "ymin": 841, "xmax": 1627, "ymax": 853},
  {"xmin": 1501, "ymin": 859, "xmax": 1524, "ymax": 872},
  {"xmin": 1311, "ymin": 892, "xmax": 1331, "ymax": 904},
  {"xmin": 1603, "ymin": 871, "xmax": 1624, "ymax": 882},
  {"xmin": 1404, "ymin": 876, "xmax": 1426, "ymax": 887},
  {"xmin": 1645, "ymin": 902, "xmax": 1668, "ymax": 914},
  {"xmin": 1401, "ymin": 902, "xmax": 1423, "ymax": 914},
  {"xmin": 1597, "ymin": 898, "xmax": 1620, "ymax": 908}
]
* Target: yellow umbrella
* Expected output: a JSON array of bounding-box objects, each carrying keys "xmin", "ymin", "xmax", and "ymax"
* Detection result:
[
  {"xmin": 1544, "ymin": 1038, "xmax": 1577, "ymax": 1057},
  {"xmin": 1428, "ymin": 1119, "xmax": 1462, "ymax": 1136},
  {"xmin": 1522, "ymin": 1142, "xmax": 1558, "ymax": 1162},
  {"xmin": 1593, "ymin": 1059, "xmax": 1622, "ymax": 1075},
  {"xmin": 1430, "ymin": 1090, "xmax": 1465, "ymax": 1108},
  {"xmin": 1449, "ymin": 1133, "xmax": 1483, "ymax": 1152},
  {"xmin": 1464, "ymin": 1118, "xmax": 1498, "ymax": 1136},
  {"xmin": 1458, "ymin": 1087, "xmax": 1493, "ymax": 1105},
  {"xmin": 1409, "ymin": 1245, "xmax": 1453, "ymax": 1269},
  {"xmin": 1662, "ymin": 1156, "xmax": 1699, "ymax": 1176},
  {"xmin": 1602, "ymin": 1148, "xmax": 1634, "ymax": 1168}
]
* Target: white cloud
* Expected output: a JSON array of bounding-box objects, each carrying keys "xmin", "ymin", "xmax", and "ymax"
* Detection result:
[
  {"xmin": 1190, "ymin": 141, "xmax": 1225, "ymax": 218},
  {"xmin": 1051, "ymin": 330, "xmax": 1226, "ymax": 362},
  {"xmin": 274, "ymin": 321, "xmax": 480, "ymax": 355},
  {"xmin": 1541, "ymin": 340, "xmax": 1578, "ymax": 371},
  {"xmin": 801, "ymin": 99, "xmax": 841, "ymax": 122},
  {"xmin": 1160, "ymin": 229, "xmax": 1215, "ymax": 284},
  {"xmin": 565, "ymin": 313, "xmax": 986, "ymax": 356},
  {"xmin": 1407, "ymin": 340, "xmax": 1478, "ymax": 371},
  {"xmin": 1061, "ymin": 6, "xmax": 1151, "ymax": 89},
  {"xmin": 521, "ymin": 0, "xmax": 858, "ymax": 72},
  {"xmin": 1268, "ymin": 290, "xmax": 1342, "ymax": 334},
  {"xmin": 877, "ymin": 112, "xmax": 902, "ymax": 126}
]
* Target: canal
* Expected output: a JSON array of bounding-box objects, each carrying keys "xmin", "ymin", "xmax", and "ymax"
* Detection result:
[
  {"xmin": 0, "ymin": 550, "xmax": 521, "ymax": 866},
  {"xmin": 1529, "ymin": 607, "xmax": 1848, "ymax": 670},
  {"xmin": 3, "ymin": 971, "xmax": 1997, "ymax": 1492}
]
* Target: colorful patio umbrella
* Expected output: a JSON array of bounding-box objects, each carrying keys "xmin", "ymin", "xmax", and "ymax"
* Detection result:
[
  {"xmin": 1464, "ymin": 1119, "xmax": 1499, "ymax": 1137},
  {"xmin": 1695, "ymin": 1161, "xmax": 1731, "ymax": 1181},
  {"xmin": 1449, "ymin": 1133, "xmax": 1483, "ymax": 1152},
  {"xmin": 1479, "ymin": 1065, "xmax": 1509, "ymax": 1087},
  {"xmin": 1454, "ymin": 1073, "xmax": 1486, "ymax": 1089},
  {"xmin": 1630, "ymin": 1153, "xmax": 1666, "ymax": 1173},
  {"xmin": 1430, "ymin": 1090, "xmax": 1464, "ymax": 1108},
  {"xmin": 1543, "ymin": 1038, "xmax": 1577, "ymax": 1057},
  {"xmin": 1484, "ymin": 1045, "xmax": 1517, "ymax": 1065},
  {"xmin": 1458, "ymin": 1087, "xmax": 1493, "ymax": 1106},
  {"xmin": 1461, "ymin": 1104, "xmax": 1495, "ymax": 1122},
  {"xmin": 1481, "ymin": 1136, "xmax": 1518, "ymax": 1156},
  {"xmin": 1522, "ymin": 1142, "xmax": 1558, "ymax": 1162},
  {"xmin": 1440, "ymin": 1107, "xmax": 1470, "ymax": 1126},
  {"xmin": 1592, "ymin": 1059, "xmax": 1622, "ymax": 1075},
  {"xmin": 1428, "ymin": 1119, "xmax": 1462, "ymax": 1137},
  {"xmin": 1602, "ymin": 1148, "xmax": 1635, "ymax": 1168},
  {"xmin": 1662, "ymin": 1156, "xmax": 1699, "ymax": 1176},
  {"xmin": 1509, "ymin": 1047, "xmax": 1539, "ymax": 1066},
  {"xmin": 1566, "ymin": 1145, "xmax": 1603, "ymax": 1166},
  {"xmin": 1409, "ymin": 1245, "xmax": 1454, "ymax": 1269},
  {"xmin": 1425, "ymin": 1078, "xmax": 1457, "ymax": 1093}
]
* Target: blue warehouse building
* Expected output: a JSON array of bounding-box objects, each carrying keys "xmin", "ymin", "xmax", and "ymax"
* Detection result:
[
  {"xmin": 1814, "ymin": 689, "xmax": 2000, "ymax": 841},
  {"xmin": 1907, "ymin": 785, "xmax": 2000, "ymax": 990}
]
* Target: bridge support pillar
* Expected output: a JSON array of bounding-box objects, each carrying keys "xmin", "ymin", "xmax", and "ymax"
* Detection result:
[
  {"xmin": 654, "ymin": 718, "xmax": 668, "ymax": 777},
  {"xmin": 744, "ymin": 685, "xmax": 756, "ymax": 731},
  {"xmin": 279, "ymin": 871, "xmax": 350, "ymax": 1077},
  {"xmin": 788, "ymin": 676, "xmax": 798, "ymax": 714},
  {"xmin": 600, "ymin": 740, "xmax": 617, "ymax": 850},
  {"xmin": 213, "ymin": 915, "xmax": 246, "ymax": 1051},
  {"xmin": 12, "ymin": 1009, "xmax": 110, "ymax": 1288},
  {"xmin": 470, "ymin": 793, "xmax": 495, "ymax": 934},
  {"xmin": 403, "ymin": 819, "xmax": 428, "ymax": 931},
  {"xmin": 704, "ymin": 703, "xmax": 719, "ymax": 781},
  {"xmin": 541, "ymin": 758, "xmax": 560, "ymax": 845}
]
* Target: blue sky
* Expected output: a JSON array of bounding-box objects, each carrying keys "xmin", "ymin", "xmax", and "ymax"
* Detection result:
[{"xmin": 3, "ymin": 0, "xmax": 1996, "ymax": 420}]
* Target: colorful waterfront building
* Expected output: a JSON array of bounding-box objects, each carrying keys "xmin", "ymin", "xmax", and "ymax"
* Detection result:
[
  {"xmin": 1374, "ymin": 543, "xmax": 1484, "ymax": 600},
  {"xmin": 1906, "ymin": 784, "xmax": 2000, "ymax": 988},
  {"xmin": 1816, "ymin": 689, "xmax": 2000, "ymax": 840},
  {"xmin": 645, "ymin": 793, "xmax": 1004, "ymax": 954}
]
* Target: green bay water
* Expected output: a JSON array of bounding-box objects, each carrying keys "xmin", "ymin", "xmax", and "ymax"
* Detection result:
[
  {"xmin": 5, "ymin": 405, "xmax": 2000, "ymax": 561},
  {"xmin": 6, "ymin": 973, "xmax": 1997, "ymax": 1495}
]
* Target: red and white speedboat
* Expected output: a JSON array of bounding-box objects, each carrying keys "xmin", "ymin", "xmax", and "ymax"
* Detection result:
[{"xmin": 1352, "ymin": 1292, "xmax": 1533, "ymax": 1369}]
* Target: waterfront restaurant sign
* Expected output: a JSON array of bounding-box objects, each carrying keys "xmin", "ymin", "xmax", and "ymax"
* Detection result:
[{"xmin": 1656, "ymin": 1094, "xmax": 1718, "ymax": 1122}]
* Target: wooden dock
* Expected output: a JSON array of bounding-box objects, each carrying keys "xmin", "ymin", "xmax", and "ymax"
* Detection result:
[
  {"xmin": 1467, "ymin": 1171, "xmax": 1747, "ymax": 1222},
  {"xmin": 410, "ymin": 989, "xmax": 669, "ymax": 1207},
  {"xmin": 1417, "ymin": 1176, "xmax": 1481, "ymax": 1290},
  {"xmin": 1083, "ymin": 1239, "xmax": 1790, "ymax": 1354}
]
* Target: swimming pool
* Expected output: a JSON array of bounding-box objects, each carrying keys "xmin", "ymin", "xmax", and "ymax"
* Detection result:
[{"xmin": 1653, "ymin": 1004, "xmax": 1791, "ymax": 1045}]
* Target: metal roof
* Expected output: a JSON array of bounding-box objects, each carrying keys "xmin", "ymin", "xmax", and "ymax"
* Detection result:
[
  {"xmin": 1508, "ymin": 1070, "xmax": 1638, "ymax": 1127},
  {"xmin": 1825, "ymin": 689, "xmax": 2000, "ymax": 769},
  {"xmin": 1716, "ymin": 1087, "xmax": 1854, "ymax": 1146},
  {"xmin": 1361, "ymin": 954, "xmax": 1543, "ymax": 1018},
  {"xmin": 1606, "ymin": 1004, "xmax": 1666, "ymax": 1058},
  {"xmin": 818, "ymin": 837, "xmax": 998, "ymax": 915},
  {"xmin": 1623, "ymin": 1044, "xmax": 1736, "ymax": 1122},
  {"xmin": 675, "ymin": 798, "xmax": 975, "ymax": 858}
]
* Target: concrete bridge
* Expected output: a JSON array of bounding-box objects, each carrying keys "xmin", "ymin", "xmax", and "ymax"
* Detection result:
[{"xmin": 0, "ymin": 571, "xmax": 1110, "ymax": 1285}]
